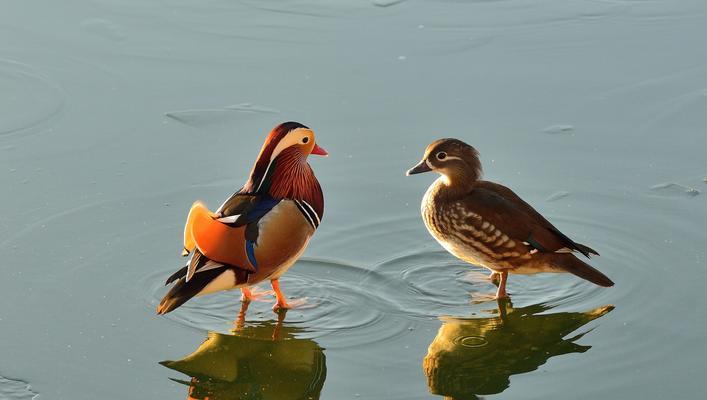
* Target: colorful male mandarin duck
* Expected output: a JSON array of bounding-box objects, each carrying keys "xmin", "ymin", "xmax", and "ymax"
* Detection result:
[
  {"xmin": 157, "ymin": 122, "xmax": 326, "ymax": 314},
  {"xmin": 407, "ymin": 138, "xmax": 613, "ymax": 299}
]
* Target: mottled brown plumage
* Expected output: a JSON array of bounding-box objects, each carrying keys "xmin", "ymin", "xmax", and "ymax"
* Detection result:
[{"xmin": 407, "ymin": 138, "xmax": 613, "ymax": 299}]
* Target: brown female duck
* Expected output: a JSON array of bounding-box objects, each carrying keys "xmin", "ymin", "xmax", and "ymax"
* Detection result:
[{"xmin": 407, "ymin": 138, "xmax": 613, "ymax": 299}]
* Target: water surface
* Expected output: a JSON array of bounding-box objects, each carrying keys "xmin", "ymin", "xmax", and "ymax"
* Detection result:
[{"xmin": 1, "ymin": 0, "xmax": 706, "ymax": 399}]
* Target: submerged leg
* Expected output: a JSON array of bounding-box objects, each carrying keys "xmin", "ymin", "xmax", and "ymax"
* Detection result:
[
  {"xmin": 272, "ymin": 308, "xmax": 287, "ymax": 340},
  {"xmin": 233, "ymin": 300, "xmax": 251, "ymax": 331},
  {"xmin": 495, "ymin": 271, "xmax": 509, "ymax": 299},
  {"xmin": 496, "ymin": 297, "xmax": 512, "ymax": 321}
]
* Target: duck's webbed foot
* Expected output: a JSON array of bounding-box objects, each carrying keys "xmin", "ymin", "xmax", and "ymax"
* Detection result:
[{"xmin": 270, "ymin": 279, "xmax": 307, "ymax": 312}]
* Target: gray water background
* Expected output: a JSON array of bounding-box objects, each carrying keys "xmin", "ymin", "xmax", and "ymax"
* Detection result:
[{"xmin": 1, "ymin": 0, "xmax": 706, "ymax": 398}]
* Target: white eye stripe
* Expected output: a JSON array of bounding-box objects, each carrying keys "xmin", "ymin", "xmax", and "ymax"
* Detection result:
[
  {"xmin": 270, "ymin": 128, "xmax": 312, "ymax": 162},
  {"xmin": 435, "ymin": 155, "xmax": 463, "ymax": 162}
]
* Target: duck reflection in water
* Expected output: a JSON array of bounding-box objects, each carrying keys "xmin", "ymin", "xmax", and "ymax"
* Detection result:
[
  {"xmin": 423, "ymin": 300, "xmax": 613, "ymax": 399},
  {"xmin": 161, "ymin": 303, "xmax": 326, "ymax": 400}
]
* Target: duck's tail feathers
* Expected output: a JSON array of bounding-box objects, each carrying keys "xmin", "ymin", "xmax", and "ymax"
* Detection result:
[
  {"xmin": 548, "ymin": 226, "xmax": 600, "ymax": 257},
  {"xmin": 574, "ymin": 242, "xmax": 600, "ymax": 257},
  {"xmin": 165, "ymin": 266, "xmax": 187, "ymax": 286},
  {"xmin": 156, "ymin": 267, "xmax": 227, "ymax": 315},
  {"xmin": 551, "ymin": 254, "xmax": 614, "ymax": 287}
]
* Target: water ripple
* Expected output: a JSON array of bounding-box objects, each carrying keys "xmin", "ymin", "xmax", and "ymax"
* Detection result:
[
  {"xmin": 0, "ymin": 376, "xmax": 38, "ymax": 400},
  {"xmin": 0, "ymin": 59, "xmax": 66, "ymax": 138},
  {"xmin": 145, "ymin": 257, "xmax": 412, "ymax": 349}
]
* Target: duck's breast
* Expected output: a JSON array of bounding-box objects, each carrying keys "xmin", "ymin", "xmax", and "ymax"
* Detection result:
[
  {"xmin": 420, "ymin": 183, "xmax": 507, "ymax": 270},
  {"xmin": 248, "ymin": 200, "xmax": 315, "ymax": 282}
]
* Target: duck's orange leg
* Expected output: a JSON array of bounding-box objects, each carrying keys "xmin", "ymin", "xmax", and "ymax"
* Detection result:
[
  {"xmin": 271, "ymin": 279, "xmax": 289, "ymax": 311},
  {"xmin": 495, "ymin": 271, "xmax": 509, "ymax": 299},
  {"xmin": 240, "ymin": 286, "xmax": 274, "ymax": 303},
  {"xmin": 241, "ymin": 287, "xmax": 253, "ymax": 303},
  {"xmin": 271, "ymin": 279, "xmax": 307, "ymax": 311}
]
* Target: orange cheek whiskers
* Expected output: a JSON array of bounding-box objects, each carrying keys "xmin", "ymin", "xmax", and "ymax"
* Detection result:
[{"xmin": 268, "ymin": 148, "xmax": 323, "ymax": 219}]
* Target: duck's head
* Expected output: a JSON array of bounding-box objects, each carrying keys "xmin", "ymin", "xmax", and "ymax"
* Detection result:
[
  {"xmin": 406, "ymin": 138, "xmax": 482, "ymax": 184},
  {"xmin": 244, "ymin": 122, "xmax": 326, "ymax": 212},
  {"xmin": 257, "ymin": 121, "xmax": 327, "ymax": 166}
]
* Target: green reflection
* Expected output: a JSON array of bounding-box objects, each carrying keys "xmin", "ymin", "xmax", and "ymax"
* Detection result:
[
  {"xmin": 161, "ymin": 310, "xmax": 326, "ymax": 400},
  {"xmin": 423, "ymin": 300, "xmax": 613, "ymax": 399}
]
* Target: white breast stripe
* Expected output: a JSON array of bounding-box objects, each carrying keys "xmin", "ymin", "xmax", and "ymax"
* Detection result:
[
  {"xmin": 295, "ymin": 200, "xmax": 317, "ymax": 229},
  {"xmin": 300, "ymin": 200, "xmax": 321, "ymax": 226}
]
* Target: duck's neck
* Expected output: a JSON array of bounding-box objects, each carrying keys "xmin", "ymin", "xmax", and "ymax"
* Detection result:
[
  {"xmin": 267, "ymin": 148, "xmax": 324, "ymax": 219},
  {"xmin": 435, "ymin": 170, "xmax": 479, "ymax": 199}
]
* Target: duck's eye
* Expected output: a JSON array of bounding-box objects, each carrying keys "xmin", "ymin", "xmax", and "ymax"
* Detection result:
[
  {"xmin": 436, "ymin": 151, "xmax": 447, "ymax": 160},
  {"xmin": 302, "ymin": 137, "xmax": 309, "ymax": 144}
]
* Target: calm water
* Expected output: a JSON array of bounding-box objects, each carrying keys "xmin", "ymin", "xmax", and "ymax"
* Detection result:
[{"xmin": 1, "ymin": 0, "xmax": 706, "ymax": 399}]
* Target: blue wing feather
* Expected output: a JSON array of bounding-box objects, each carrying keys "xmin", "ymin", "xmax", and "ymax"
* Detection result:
[
  {"xmin": 240, "ymin": 195, "xmax": 280, "ymax": 270},
  {"xmin": 243, "ymin": 195, "xmax": 281, "ymax": 224},
  {"xmin": 245, "ymin": 240, "xmax": 258, "ymax": 270}
]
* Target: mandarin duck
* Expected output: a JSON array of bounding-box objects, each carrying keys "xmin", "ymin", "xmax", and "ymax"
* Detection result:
[
  {"xmin": 406, "ymin": 138, "xmax": 613, "ymax": 299},
  {"xmin": 157, "ymin": 122, "xmax": 326, "ymax": 314},
  {"xmin": 423, "ymin": 301, "xmax": 613, "ymax": 398}
]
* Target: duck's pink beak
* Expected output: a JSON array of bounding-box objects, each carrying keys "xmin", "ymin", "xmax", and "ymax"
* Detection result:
[{"xmin": 311, "ymin": 143, "xmax": 328, "ymax": 156}]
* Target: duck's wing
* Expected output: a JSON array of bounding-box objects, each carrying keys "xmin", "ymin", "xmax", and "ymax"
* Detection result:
[
  {"xmin": 181, "ymin": 193, "xmax": 316, "ymax": 283},
  {"xmin": 463, "ymin": 181, "xmax": 598, "ymax": 257},
  {"xmin": 160, "ymin": 193, "xmax": 317, "ymax": 314},
  {"xmin": 180, "ymin": 194, "xmax": 281, "ymax": 280}
]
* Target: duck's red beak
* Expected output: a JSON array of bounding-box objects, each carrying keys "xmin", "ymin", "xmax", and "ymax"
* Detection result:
[{"xmin": 311, "ymin": 143, "xmax": 328, "ymax": 156}]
